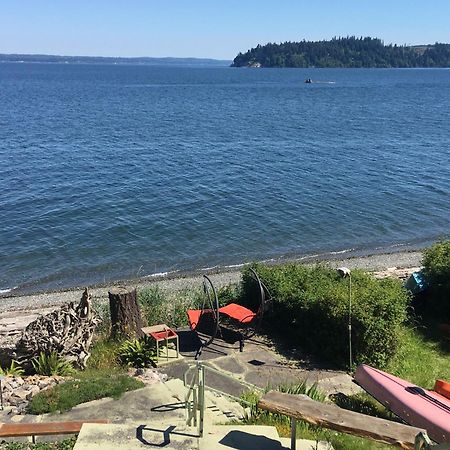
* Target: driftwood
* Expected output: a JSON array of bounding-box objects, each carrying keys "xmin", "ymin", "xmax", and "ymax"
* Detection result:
[
  {"xmin": 15, "ymin": 288, "xmax": 100, "ymax": 369},
  {"xmin": 258, "ymin": 391, "xmax": 426, "ymax": 450}
]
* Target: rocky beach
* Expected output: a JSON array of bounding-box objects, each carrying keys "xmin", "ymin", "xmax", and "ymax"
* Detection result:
[{"xmin": 0, "ymin": 250, "xmax": 423, "ymax": 349}]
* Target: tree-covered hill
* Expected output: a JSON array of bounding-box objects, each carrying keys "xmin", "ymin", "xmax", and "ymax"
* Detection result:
[{"xmin": 231, "ymin": 36, "xmax": 450, "ymax": 68}]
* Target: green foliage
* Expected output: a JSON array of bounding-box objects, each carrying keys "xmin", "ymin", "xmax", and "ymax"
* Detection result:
[
  {"xmin": 92, "ymin": 298, "xmax": 111, "ymax": 333},
  {"xmin": 27, "ymin": 373, "xmax": 144, "ymax": 414},
  {"xmin": 31, "ymin": 352, "xmax": 75, "ymax": 376},
  {"xmin": 330, "ymin": 392, "xmax": 393, "ymax": 421},
  {"xmin": 0, "ymin": 360, "xmax": 25, "ymax": 376},
  {"xmin": 422, "ymin": 240, "xmax": 450, "ymax": 321},
  {"xmin": 242, "ymin": 264, "xmax": 409, "ymax": 368},
  {"xmin": 138, "ymin": 285, "xmax": 203, "ymax": 328},
  {"xmin": 118, "ymin": 335, "xmax": 156, "ymax": 368},
  {"xmin": 387, "ymin": 325, "xmax": 450, "ymax": 389},
  {"xmin": 240, "ymin": 382, "xmax": 395, "ymax": 449},
  {"xmin": 232, "ymin": 36, "xmax": 450, "ymax": 68},
  {"xmin": 86, "ymin": 336, "xmax": 122, "ymax": 371},
  {"xmin": 241, "ymin": 381, "xmax": 325, "ymax": 432},
  {"xmin": 217, "ymin": 284, "xmax": 241, "ymax": 307},
  {"xmin": 0, "ymin": 437, "xmax": 76, "ymax": 450}
]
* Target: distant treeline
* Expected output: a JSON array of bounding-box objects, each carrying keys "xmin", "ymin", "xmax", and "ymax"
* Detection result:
[
  {"xmin": 0, "ymin": 53, "xmax": 230, "ymax": 66},
  {"xmin": 232, "ymin": 36, "xmax": 450, "ymax": 68}
]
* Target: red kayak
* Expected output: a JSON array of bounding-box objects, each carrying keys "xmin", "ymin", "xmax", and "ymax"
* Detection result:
[{"xmin": 354, "ymin": 365, "xmax": 450, "ymax": 444}]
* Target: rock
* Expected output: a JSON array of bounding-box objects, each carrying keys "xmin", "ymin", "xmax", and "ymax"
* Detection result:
[
  {"xmin": 38, "ymin": 379, "xmax": 51, "ymax": 389},
  {"xmin": 26, "ymin": 385, "xmax": 40, "ymax": 400}
]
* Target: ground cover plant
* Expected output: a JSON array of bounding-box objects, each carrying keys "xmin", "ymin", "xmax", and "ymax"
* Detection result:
[
  {"xmin": 0, "ymin": 437, "xmax": 76, "ymax": 450},
  {"xmin": 241, "ymin": 264, "xmax": 410, "ymax": 368},
  {"xmin": 27, "ymin": 370, "xmax": 144, "ymax": 414}
]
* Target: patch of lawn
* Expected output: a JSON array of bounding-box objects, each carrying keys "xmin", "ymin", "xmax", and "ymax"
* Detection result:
[
  {"xmin": 27, "ymin": 373, "xmax": 144, "ymax": 414},
  {"xmin": 387, "ymin": 325, "xmax": 450, "ymax": 388}
]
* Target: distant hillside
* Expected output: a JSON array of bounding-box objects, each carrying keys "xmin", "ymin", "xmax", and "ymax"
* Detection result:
[
  {"xmin": 232, "ymin": 36, "xmax": 450, "ymax": 68},
  {"xmin": 0, "ymin": 53, "xmax": 231, "ymax": 67}
]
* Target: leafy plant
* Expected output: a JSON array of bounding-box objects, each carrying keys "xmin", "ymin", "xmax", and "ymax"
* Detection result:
[
  {"xmin": 86, "ymin": 337, "xmax": 122, "ymax": 371},
  {"xmin": 422, "ymin": 240, "xmax": 450, "ymax": 321},
  {"xmin": 242, "ymin": 263, "xmax": 410, "ymax": 368},
  {"xmin": 0, "ymin": 360, "xmax": 25, "ymax": 376},
  {"xmin": 241, "ymin": 381, "xmax": 325, "ymax": 432},
  {"xmin": 118, "ymin": 335, "xmax": 156, "ymax": 368},
  {"xmin": 31, "ymin": 352, "xmax": 74, "ymax": 376},
  {"xmin": 138, "ymin": 285, "xmax": 204, "ymax": 328}
]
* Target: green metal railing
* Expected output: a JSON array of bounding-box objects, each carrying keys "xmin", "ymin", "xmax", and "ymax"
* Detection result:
[
  {"xmin": 414, "ymin": 432, "xmax": 450, "ymax": 450},
  {"xmin": 184, "ymin": 362, "xmax": 205, "ymax": 437}
]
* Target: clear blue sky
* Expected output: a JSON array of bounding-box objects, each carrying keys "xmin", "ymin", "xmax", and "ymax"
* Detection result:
[{"xmin": 2, "ymin": 1, "xmax": 450, "ymax": 60}]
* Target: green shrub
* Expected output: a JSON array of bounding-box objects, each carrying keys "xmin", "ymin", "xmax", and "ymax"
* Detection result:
[
  {"xmin": 86, "ymin": 337, "xmax": 122, "ymax": 371},
  {"xmin": 422, "ymin": 240, "xmax": 450, "ymax": 320},
  {"xmin": 0, "ymin": 360, "xmax": 25, "ymax": 376},
  {"xmin": 138, "ymin": 285, "xmax": 203, "ymax": 328},
  {"xmin": 242, "ymin": 264, "xmax": 409, "ymax": 368},
  {"xmin": 118, "ymin": 335, "xmax": 156, "ymax": 368},
  {"xmin": 27, "ymin": 374, "xmax": 144, "ymax": 414},
  {"xmin": 31, "ymin": 352, "xmax": 75, "ymax": 376},
  {"xmin": 241, "ymin": 381, "xmax": 325, "ymax": 435}
]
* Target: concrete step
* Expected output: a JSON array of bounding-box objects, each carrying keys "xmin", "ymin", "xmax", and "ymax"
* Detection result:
[
  {"xmin": 278, "ymin": 437, "xmax": 334, "ymax": 449},
  {"xmin": 73, "ymin": 422, "xmax": 199, "ymax": 450},
  {"xmin": 164, "ymin": 378, "xmax": 246, "ymax": 424},
  {"xmin": 200, "ymin": 425, "xmax": 281, "ymax": 450},
  {"xmin": 42, "ymin": 383, "xmax": 186, "ymax": 424}
]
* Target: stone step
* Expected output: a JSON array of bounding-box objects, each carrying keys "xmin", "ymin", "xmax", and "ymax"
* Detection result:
[
  {"xmin": 73, "ymin": 422, "xmax": 199, "ymax": 450},
  {"xmin": 278, "ymin": 437, "xmax": 334, "ymax": 450},
  {"xmin": 74, "ymin": 423, "xmax": 287, "ymax": 450},
  {"xmin": 164, "ymin": 378, "xmax": 246, "ymax": 424},
  {"xmin": 200, "ymin": 425, "xmax": 281, "ymax": 450}
]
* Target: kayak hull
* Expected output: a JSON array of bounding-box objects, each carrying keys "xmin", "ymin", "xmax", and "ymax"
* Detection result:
[{"xmin": 354, "ymin": 364, "xmax": 450, "ymax": 444}]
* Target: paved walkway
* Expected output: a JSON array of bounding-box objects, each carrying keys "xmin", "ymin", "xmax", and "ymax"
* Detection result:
[{"xmin": 160, "ymin": 327, "xmax": 362, "ymax": 399}]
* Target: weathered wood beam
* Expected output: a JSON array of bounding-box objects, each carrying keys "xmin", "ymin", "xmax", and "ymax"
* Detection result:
[{"xmin": 258, "ymin": 391, "xmax": 426, "ymax": 450}]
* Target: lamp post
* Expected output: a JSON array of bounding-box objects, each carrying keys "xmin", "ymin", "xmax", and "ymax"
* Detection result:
[{"xmin": 337, "ymin": 267, "xmax": 352, "ymax": 371}]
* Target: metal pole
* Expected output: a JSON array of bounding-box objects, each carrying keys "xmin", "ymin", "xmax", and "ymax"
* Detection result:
[
  {"xmin": 0, "ymin": 376, "xmax": 4, "ymax": 410},
  {"xmin": 290, "ymin": 418, "xmax": 297, "ymax": 450},
  {"xmin": 348, "ymin": 274, "xmax": 353, "ymax": 371}
]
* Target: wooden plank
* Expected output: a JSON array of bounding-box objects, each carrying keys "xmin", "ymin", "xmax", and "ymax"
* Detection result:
[
  {"xmin": 258, "ymin": 392, "xmax": 425, "ymax": 450},
  {"xmin": 0, "ymin": 420, "xmax": 108, "ymax": 437}
]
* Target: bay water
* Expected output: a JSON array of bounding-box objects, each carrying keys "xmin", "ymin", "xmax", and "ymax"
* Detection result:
[{"xmin": 1, "ymin": 63, "xmax": 449, "ymax": 294}]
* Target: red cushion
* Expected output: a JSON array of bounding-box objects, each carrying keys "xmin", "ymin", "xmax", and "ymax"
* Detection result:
[
  {"xmin": 187, "ymin": 309, "xmax": 202, "ymax": 330},
  {"xmin": 219, "ymin": 303, "xmax": 256, "ymax": 324}
]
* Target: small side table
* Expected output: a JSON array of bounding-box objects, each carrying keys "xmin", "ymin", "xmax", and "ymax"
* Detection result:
[{"xmin": 142, "ymin": 324, "xmax": 179, "ymax": 363}]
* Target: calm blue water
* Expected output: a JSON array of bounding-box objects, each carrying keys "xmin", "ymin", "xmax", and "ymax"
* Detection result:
[{"xmin": 1, "ymin": 63, "xmax": 449, "ymax": 294}]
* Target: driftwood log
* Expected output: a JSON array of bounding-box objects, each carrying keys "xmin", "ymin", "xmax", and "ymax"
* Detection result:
[
  {"xmin": 258, "ymin": 392, "xmax": 426, "ymax": 449},
  {"xmin": 15, "ymin": 288, "xmax": 100, "ymax": 369},
  {"xmin": 109, "ymin": 287, "xmax": 144, "ymax": 339}
]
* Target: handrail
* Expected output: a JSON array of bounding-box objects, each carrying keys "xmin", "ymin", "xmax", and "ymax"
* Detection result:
[{"xmin": 183, "ymin": 362, "xmax": 205, "ymax": 437}]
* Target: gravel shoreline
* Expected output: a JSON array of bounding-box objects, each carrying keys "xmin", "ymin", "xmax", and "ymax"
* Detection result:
[
  {"xmin": 0, "ymin": 250, "xmax": 423, "ymax": 314},
  {"xmin": 0, "ymin": 250, "xmax": 423, "ymax": 349}
]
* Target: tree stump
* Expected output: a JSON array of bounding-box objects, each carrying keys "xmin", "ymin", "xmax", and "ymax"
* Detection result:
[{"xmin": 108, "ymin": 287, "xmax": 144, "ymax": 339}]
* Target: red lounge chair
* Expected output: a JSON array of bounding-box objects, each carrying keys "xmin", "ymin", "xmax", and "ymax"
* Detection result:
[{"xmin": 187, "ymin": 269, "xmax": 271, "ymax": 358}]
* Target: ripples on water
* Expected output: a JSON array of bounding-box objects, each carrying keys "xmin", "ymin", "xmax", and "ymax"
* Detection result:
[{"xmin": 0, "ymin": 64, "xmax": 449, "ymax": 293}]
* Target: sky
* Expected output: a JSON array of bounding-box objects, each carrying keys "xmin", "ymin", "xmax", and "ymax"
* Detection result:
[{"xmin": 2, "ymin": 1, "xmax": 450, "ymax": 60}]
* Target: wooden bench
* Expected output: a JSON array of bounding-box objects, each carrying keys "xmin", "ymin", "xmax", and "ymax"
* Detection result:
[
  {"xmin": 0, "ymin": 420, "xmax": 109, "ymax": 443},
  {"xmin": 258, "ymin": 391, "xmax": 435, "ymax": 450}
]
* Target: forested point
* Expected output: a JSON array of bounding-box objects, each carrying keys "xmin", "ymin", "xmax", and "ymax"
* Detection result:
[{"xmin": 231, "ymin": 36, "xmax": 450, "ymax": 68}]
